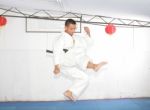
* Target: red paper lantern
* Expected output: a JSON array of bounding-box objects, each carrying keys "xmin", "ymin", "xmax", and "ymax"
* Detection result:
[
  {"xmin": 0, "ymin": 16, "xmax": 7, "ymax": 26},
  {"xmin": 105, "ymin": 23, "xmax": 116, "ymax": 35}
]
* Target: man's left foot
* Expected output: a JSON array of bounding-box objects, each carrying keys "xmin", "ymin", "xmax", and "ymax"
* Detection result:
[{"xmin": 94, "ymin": 61, "xmax": 107, "ymax": 72}]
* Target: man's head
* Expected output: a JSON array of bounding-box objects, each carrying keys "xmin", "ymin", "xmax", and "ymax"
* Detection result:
[{"xmin": 65, "ymin": 19, "xmax": 76, "ymax": 36}]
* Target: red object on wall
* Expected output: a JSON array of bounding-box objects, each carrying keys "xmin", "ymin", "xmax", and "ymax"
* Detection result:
[
  {"xmin": 0, "ymin": 16, "xmax": 7, "ymax": 26},
  {"xmin": 105, "ymin": 23, "xmax": 116, "ymax": 35}
]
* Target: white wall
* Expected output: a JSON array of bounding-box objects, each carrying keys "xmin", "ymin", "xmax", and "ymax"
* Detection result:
[{"xmin": 0, "ymin": 17, "xmax": 150, "ymax": 101}]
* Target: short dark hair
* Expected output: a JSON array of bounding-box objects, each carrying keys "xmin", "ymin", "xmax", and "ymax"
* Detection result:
[{"xmin": 65, "ymin": 19, "xmax": 76, "ymax": 26}]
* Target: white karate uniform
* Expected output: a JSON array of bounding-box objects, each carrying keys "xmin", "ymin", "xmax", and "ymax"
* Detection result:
[{"xmin": 53, "ymin": 32, "xmax": 93, "ymax": 99}]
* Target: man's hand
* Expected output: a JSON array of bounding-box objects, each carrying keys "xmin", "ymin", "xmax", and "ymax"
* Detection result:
[
  {"xmin": 53, "ymin": 65, "xmax": 60, "ymax": 75},
  {"xmin": 84, "ymin": 27, "xmax": 91, "ymax": 37}
]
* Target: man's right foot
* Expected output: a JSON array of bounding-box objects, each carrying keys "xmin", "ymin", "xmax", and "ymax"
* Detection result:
[{"xmin": 64, "ymin": 90, "xmax": 75, "ymax": 101}]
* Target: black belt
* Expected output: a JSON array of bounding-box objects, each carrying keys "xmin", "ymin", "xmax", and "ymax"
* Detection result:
[{"xmin": 46, "ymin": 49, "xmax": 68, "ymax": 53}]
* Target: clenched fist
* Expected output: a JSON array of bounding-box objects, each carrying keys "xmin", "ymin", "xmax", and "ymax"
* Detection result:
[
  {"xmin": 53, "ymin": 65, "xmax": 60, "ymax": 75},
  {"xmin": 84, "ymin": 27, "xmax": 90, "ymax": 37}
]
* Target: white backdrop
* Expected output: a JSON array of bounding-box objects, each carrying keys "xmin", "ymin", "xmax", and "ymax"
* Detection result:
[{"xmin": 0, "ymin": 17, "xmax": 150, "ymax": 101}]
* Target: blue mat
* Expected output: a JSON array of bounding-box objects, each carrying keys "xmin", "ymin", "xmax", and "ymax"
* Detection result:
[{"xmin": 0, "ymin": 98, "xmax": 150, "ymax": 110}]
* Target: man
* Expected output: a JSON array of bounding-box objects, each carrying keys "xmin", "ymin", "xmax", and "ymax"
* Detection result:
[{"xmin": 53, "ymin": 19, "xmax": 107, "ymax": 101}]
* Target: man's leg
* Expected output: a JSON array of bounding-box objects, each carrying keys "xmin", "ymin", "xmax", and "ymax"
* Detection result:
[
  {"xmin": 76, "ymin": 55, "xmax": 107, "ymax": 72},
  {"xmin": 61, "ymin": 67, "xmax": 89, "ymax": 101},
  {"xmin": 87, "ymin": 61, "xmax": 107, "ymax": 72}
]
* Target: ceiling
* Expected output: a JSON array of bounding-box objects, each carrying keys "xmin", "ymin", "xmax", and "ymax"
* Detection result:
[{"xmin": 0, "ymin": 0, "xmax": 150, "ymax": 20}]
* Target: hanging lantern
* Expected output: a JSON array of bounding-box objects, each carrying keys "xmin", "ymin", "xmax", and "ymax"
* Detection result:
[
  {"xmin": 105, "ymin": 23, "xmax": 116, "ymax": 35},
  {"xmin": 0, "ymin": 16, "xmax": 7, "ymax": 27}
]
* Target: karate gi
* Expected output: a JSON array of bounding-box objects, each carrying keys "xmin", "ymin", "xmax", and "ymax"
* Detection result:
[{"xmin": 53, "ymin": 32, "xmax": 93, "ymax": 99}]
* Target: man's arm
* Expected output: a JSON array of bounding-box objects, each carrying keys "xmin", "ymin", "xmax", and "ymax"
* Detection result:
[
  {"xmin": 53, "ymin": 37, "xmax": 64, "ymax": 75},
  {"xmin": 83, "ymin": 27, "xmax": 93, "ymax": 46}
]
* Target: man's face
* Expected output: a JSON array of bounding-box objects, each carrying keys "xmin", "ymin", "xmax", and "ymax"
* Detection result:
[{"xmin": 65, "ymin": 24, "xmax": 76, "ymax": 36}]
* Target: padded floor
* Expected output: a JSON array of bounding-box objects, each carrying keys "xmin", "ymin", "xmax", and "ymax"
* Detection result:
[{"xmin": 0, "ymin": 98, "xmax": 150, "ymax": 110}]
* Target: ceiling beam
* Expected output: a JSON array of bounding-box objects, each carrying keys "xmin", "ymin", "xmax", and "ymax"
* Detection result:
[{"xmin": 0, "ymin": 7, "xmax": 150, "ymax": 28}]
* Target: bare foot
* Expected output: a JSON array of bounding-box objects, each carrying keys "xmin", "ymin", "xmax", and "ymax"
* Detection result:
[
  {"xmin": 64, "ymin": 90, "xmax": 75, "ymax": 101},
  {"xmin": 94, "ymin": 61, "xmax": 107, "ymax": 72}
]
